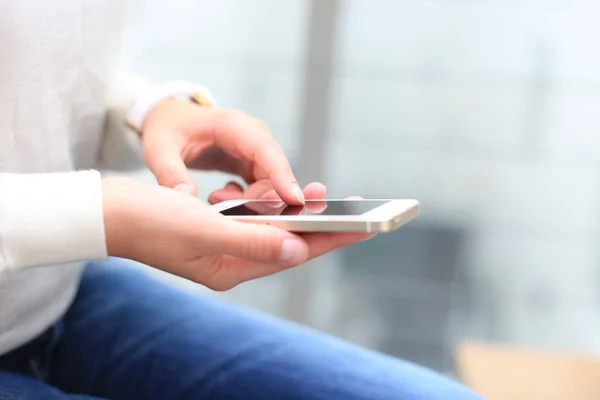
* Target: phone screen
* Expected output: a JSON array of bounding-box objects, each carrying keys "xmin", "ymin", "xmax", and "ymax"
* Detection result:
[{"xmin": 219, "ymin": 200, "xmax": 389, "ymax": 217}]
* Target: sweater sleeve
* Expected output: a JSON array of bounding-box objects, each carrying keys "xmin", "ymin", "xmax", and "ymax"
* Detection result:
[
  {"xmin": 0, "ymin": 170, "xmax": 107, "ymax": 272},
  {"xmin": 96, "ymin": 71, "xmax": 152, "ymax": 171}
]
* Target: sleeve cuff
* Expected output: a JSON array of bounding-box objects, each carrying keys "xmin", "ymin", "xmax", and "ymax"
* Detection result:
[
  {"xmin": 0, "ymin": 171, "xmax": 107, "ymax": 272},
  {"xmin": 125, "ymin": 80, "xmax": 217, "ymax": 134}
]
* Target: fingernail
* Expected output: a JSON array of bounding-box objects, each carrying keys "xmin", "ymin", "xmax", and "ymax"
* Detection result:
[
  {"xmin": 280, "ymin": 238, "xmax": 308, "ymax": 265},
  {"xmin": 174, "ymin": 183, "xmax": 191, "ymax": 194},
  {"xmin": 318, "ymin": 183, "xmax": 327, "ymax": 195},
  {"xmin": 226, "ymin": 182, "xmax": 242, "ymax": 191},
  {"xmin": 310, "ymin": 182, "xmax": 327, "ymax": 194},
  {"xmin": 292, "ymin": 184, "xmax": 305, "ymax": 204}
]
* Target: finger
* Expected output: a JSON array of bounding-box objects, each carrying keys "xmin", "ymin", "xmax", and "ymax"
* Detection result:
[
  {"xmin": 260, "ymin": 189, "xmax": 279, "ymax": 200},
  {"xmin": 244, "ymin": 200, "xmax": 287, "ymax": 213},
  {"xmin": 199, "ymin": 231, "xmax": 369, "ymax": 289},
  {"xmin": 208, "ymin": 189, "xmax": 240, "ymax": 204},
  {"xmin": 208, "ymin": 181, "xmax": 245, "ymax": 204},
  {"xmin": 226, "ymin": 181, "xmax": 244, "ymax": 192},
  {"xmin": 260, "ymin": 182, "xmax": 326, "ymax": 201},
  {"xmin": 143, "ymin": 137, "xmax": 197, "ymax": 195},
  {"xmin": 260, "ymin": 182, "xmax": 327, "ymax": 212},
  {"xmin": 208, "ymin": 219, "xmax": 309, "ymax": 267},
  {"xmin": 188, "ymin": 147, "xmax": 256, "ymax": 183},
  {"xmin": 242, "ymin": 179, "xmax": 277, "ymax": 199},
  {"xmin": 210, "ymin": 179, "xmax": 280, "ymax": 206},
  {"xmin": 302, "ymin": 182, "xmax": 327, "ymax": 200},
  {"xmin": 210, "ymin": 110, "xmax": 304, "ymax": 205}
]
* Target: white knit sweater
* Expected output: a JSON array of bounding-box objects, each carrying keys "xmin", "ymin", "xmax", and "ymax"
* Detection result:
[{"xmin": 0, "ymin": 0, "xmax": 162, "ymax": 354}]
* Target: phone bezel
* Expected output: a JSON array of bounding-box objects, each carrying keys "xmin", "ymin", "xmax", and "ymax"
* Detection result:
[{"xmin": 211, "ymin": 199, "xmax": 420, "ymax": 232}]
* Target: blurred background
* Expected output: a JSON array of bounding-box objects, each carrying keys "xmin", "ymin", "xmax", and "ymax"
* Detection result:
[{"xmin": 120, "ymin": 0, "xmax": 600, "ymax": 374}]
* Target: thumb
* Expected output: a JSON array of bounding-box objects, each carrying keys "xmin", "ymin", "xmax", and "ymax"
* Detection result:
[
  {"xmin": 143, "ymin": 138, "xmax": 197, "ymax": 195},
  {"xmin": 210, "ymin": 218, "xmax": 309, "ymax": 266}
]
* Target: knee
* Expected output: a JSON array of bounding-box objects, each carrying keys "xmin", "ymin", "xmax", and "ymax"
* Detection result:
[
  {"xmin": 408, "ymin": 380, "xmax": 483, "ymax": 400},
  {"xmin": 350, "ymin": 359, "xmax": 483, "ymax": 400},
  {"xmin": 382, "ymin": 371, "xmax": 483, "ymax": 400}
]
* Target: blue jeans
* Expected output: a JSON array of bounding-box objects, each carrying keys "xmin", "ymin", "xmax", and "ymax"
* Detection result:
[{"xmin": 0, "ymin": 258, "xmax": 481, "ymax": 400}]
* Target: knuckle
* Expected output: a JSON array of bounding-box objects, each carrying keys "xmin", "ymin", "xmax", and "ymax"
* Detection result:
[
  {"xmin": 156, "ymin": 168, "xmax": 182, "ymax": 185},
  {"xmin": 218, "ymin": 109, "xmax": 270, "ymax": 133},
  {"xmin": 223, "ymin": 109, "xmax": 248, "ymax": 123},
  {"xmin": 212, "ymin": 109, "xmax": 248, "ymax": 141},
  {"xmin": 210, "ymin": 109, "xmax": 228, "ymax": 131},
  {"xmin": 242, "ymin": 232, "xmax": 279, "ymax": 262},
  {"xmin": 265, "ymin": 158, "xmax": 292, "ymax": 178},
  {"xmin": 252, "ymin": 117, "xmax": 271, "ymax": 134},
  {"xmin": 257, "ymin": 139, "xmax": 283, "ymax": 160}
]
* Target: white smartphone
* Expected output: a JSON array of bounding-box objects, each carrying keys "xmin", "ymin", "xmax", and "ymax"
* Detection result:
[{"xmin": 211, "ymin": 199, "xmax": 420, "ymax": 233}]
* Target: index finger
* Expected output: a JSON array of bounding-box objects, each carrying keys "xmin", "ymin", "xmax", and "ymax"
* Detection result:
[{"xmin": 209, "ymin": 110, "xmax": 305, "ymax": 205}]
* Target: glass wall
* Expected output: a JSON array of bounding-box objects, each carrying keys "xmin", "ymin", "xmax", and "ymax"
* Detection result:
[{"xmin": 121, "ymin": 0, "xmax": 600, "ymax": 374}]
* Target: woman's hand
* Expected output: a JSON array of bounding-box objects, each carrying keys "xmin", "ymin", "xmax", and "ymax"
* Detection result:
[
  {"xmin": 141, "ymin": 98, "xmax": 305, "ymax": 205},
  {"xmin": 102, "ymin": 177, "xmax": 369, "ymax": 291}
]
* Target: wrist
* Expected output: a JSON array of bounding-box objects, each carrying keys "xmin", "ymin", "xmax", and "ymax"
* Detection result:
[
  {"xmin": 126, "ymin": 81, "xmax": 217, "ymax": 136},
  {"xmin": 102, "ymin": 177, "xmax": 136, "ymax": 259},
  {"xmin": 141, "ymin": 97, "xmax": 182, "ymax": 136}
]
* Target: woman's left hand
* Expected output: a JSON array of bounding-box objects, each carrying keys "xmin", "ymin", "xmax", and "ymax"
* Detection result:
[{"xmin": 141, "ymin": 98, "xmax": 306, "ymax": 205}]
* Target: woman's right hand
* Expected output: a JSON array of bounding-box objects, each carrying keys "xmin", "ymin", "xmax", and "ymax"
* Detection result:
[{"xmin": 101, "ymin": 177, "xmax": 368, "ymax": 290}]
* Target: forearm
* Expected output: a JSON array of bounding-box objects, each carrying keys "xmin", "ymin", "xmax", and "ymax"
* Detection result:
[{"xmin": 0, "ymin": 171, "xmax": 107, "ymax": 272}]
